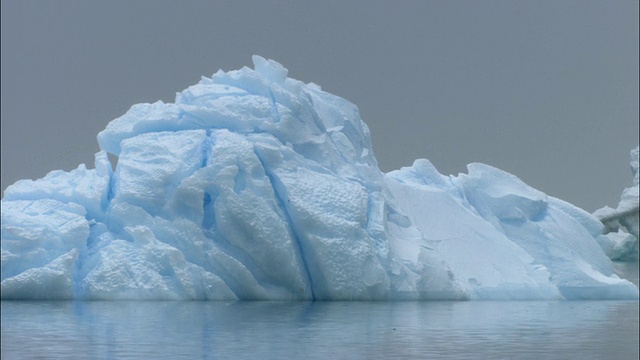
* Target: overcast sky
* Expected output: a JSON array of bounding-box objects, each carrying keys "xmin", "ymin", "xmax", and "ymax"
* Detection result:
[{"xmin": 1, "ymin": 0, "xmax": 638, "ymax": 212}]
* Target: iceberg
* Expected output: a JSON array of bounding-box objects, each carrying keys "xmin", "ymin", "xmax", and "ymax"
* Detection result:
[
  {"xmin": 2, "ymin": 56, "xmax": 638, "ymax": 300},
  {"xmin": 593, "ymin": 147, "xmax": 639, "ymax": 261}
]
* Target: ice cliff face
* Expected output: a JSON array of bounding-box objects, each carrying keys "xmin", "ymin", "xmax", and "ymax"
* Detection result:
[
  {"xmin": 593, "ymin": 147, "xmax": 639, "ymax": 261},
  {"xmin": 1, "ymin": 56, "xmax": 638, "ymax": 300}
]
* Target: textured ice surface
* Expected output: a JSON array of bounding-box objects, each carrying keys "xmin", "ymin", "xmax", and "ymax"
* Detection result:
[
  {"xmin": 2, "ymin": 57, "xmax": 638, "ymax": 300},
  {"xmin": 594, "ymin": 146, "xmax": 639, "ymax": 261}
]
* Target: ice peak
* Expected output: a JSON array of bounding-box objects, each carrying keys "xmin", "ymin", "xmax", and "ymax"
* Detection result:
[{"xmin": 252, "ymin": 55, "xmax": 288, "ymax": 84}]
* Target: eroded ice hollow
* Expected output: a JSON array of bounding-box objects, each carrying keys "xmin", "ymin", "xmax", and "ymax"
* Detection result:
[
  {"xmin": 1, "ymin": 56, "xmax": 638, "ymax": 300},
  {"xmin": 594, "ymin": 146, "xmax": 639, "ymax": 262}
]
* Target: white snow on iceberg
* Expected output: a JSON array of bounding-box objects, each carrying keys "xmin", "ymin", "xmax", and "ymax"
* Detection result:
[{"xmin": 1, "ymin": 56, "xmax": 637, "ymax": 300}]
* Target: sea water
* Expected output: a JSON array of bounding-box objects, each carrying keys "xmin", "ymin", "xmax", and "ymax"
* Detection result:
[{"xmin": 2, "ymin": 299, "xmax": 638, "ymax": 359}]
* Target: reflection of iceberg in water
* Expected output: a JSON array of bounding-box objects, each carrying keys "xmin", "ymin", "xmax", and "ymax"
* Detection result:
[
  {"xmin": 1, "ymin": 56, "xmax": 638, "ymax": 300},
  {"xmin": 1, "ymin": 301, "xmax": 638, "ymax": 358}
]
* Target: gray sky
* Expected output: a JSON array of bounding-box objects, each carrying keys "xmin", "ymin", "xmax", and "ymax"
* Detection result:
[{"xmin": 1, "ymin": 0, "xmax": 638, "ymax": 212}]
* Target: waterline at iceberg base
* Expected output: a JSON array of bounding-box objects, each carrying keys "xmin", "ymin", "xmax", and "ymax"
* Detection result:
[{"xmin": 1, "ymin": 56, "xmax": 637, "ymax": 300}]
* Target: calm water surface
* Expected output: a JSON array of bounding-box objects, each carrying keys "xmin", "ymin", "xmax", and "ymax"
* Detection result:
[{"xmin": 2, "ymin": 300, "xmax": 638, "ymax": 359}]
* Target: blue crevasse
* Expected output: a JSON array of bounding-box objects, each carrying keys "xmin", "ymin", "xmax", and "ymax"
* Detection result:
[{"xmin": 1, "ymin": 56, "xmax": 637, "ymax": 300}]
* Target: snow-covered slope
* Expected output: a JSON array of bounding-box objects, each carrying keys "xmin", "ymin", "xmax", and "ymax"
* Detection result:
[{"xmin": 2, "ymin": 57, "xmax": 637, "ymax": 300}]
